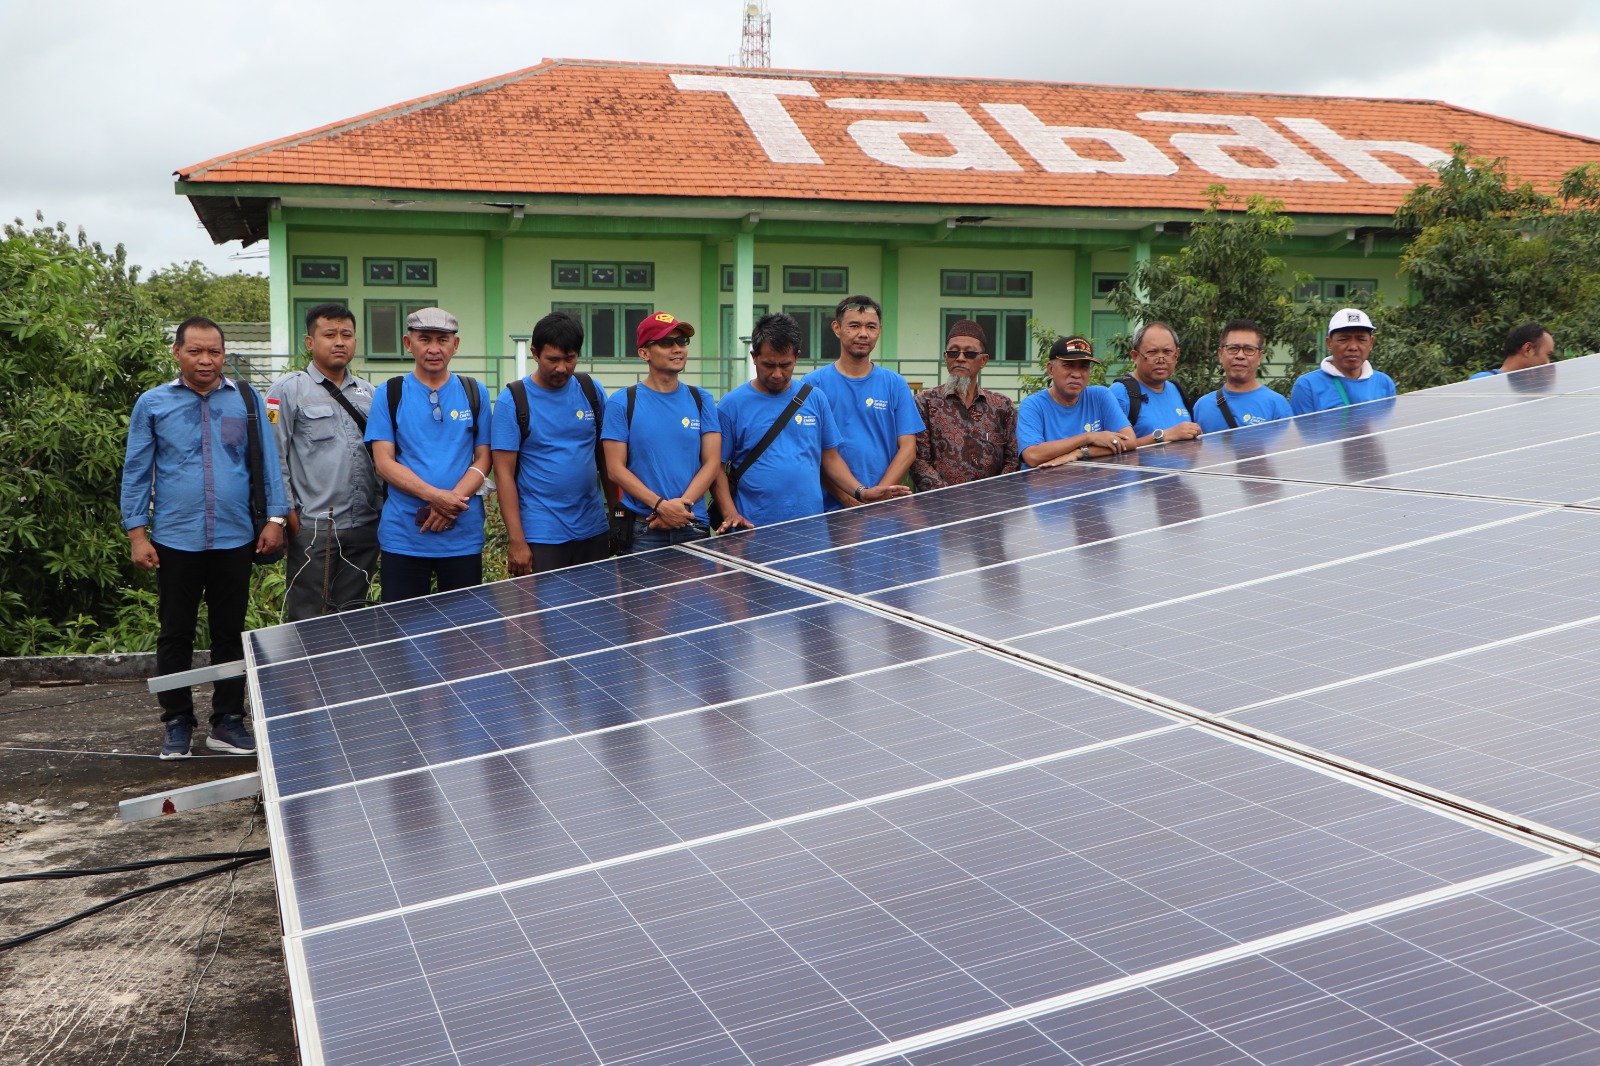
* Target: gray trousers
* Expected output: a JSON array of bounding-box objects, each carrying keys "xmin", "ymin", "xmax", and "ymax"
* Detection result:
[{"xmin": 283, "ymin": 519, "xmax": 380, "ymax": 622}]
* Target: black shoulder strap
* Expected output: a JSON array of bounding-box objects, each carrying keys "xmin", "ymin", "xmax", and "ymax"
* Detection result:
[
  {"xmin": 575, "ymin": 373, "xmax": 606, "ymax": 478},
  {"xmin": 1171, "ymin": 379, "xmax": 1192, "ymax": 414},
  {"xmin": 510, "ymin": 378, "xmax": 530, "ymax": 444},
  {"xmin": 460, "ymin": 376, "xmax": 481, "ymax": 421},
  {"xmin": 729, "ymin": 384, "xmax": 813, "ymax": 493},
  {"xmin": 689, "ymin": 385, "xmax": 707, "ymax": 421},
  {"xmin": 386, "ymin": 376, "xmax": 405, "ymax": 459},
  {"xmin": 1116, "ymin": 374, "xmax": 1143, "ymax": 427},
  {"xmin": 626, "ymin": 384, "xmax": 637, "ymax": 427},
  {"xmin": 240, "ymin": 382, "xmax": 267, "ymax": 522},
  {"xmin": 314, "ymin": 374, "xmax": 367, "ymax": 432},
  {"xmin": 1214, "ymin": 388, "xmax": 1239, "ymax": 429}
]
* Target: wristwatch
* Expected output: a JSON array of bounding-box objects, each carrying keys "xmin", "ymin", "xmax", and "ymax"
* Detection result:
[
  {"xmin": 267, "ymin": 516, "xmax": 286, "ymax": 527},
  {"xmin": 1152, "ymin": 428, "xmax": 1165, "ymax": 443},
  {"xmin": 853, "ymin": 485, "xmax": 865, "ymax": 501}
]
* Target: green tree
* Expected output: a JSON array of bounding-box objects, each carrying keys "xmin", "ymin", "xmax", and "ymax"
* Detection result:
[
  {"xmin": 0, "ymin": 214, "xmax": 172, "ymax": 654},
  {"xmin": 1386, "ymin": 146, "xmax": 1600, "ymax": 377},
  {"xmin": 1109, "ymin": 186, "xmax": 1300, "ymax": 397},
  {"xmin": 142, "ymin": 259, "xmax": 269, "ymax": 322}
]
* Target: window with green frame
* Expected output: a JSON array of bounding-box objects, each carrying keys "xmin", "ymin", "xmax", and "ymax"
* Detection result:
[
  {"xmin": 365, "ymin": 258, "xmax": 437, "ymax": 286},
  {"xmin": 1298, "ymin": 277, "xmax": 1378, "ymax": 301},
  {"xmin": 940, "ymin": 308, "xmax": 1032, "ymax": 362},
  {"xmin": 293, "ymin": 298, "xmax": 349, "ymax": 342},
  {"xmin": 1092, "ymin": 273, "xmax": 1127, "ymax": 299},
  {"xmin": 720, "ymin": 264, "xmax": 770, "ymax": 292},
  {"xmin": 781, "ymin": 305, "xmax": 843, "ymax": 362},
  {"xmin": 551, "ymin": 261, "xmax": 654, "ymax": 291},
  {"xmin": 552, "ymin": 302, "xmax": 654, "ymax": 359},
  {"xmin": 781, "ymin": 266, "xmax": 848, "ymax": 294},
  {"xmin": 939, "ymin": 270, "xmax": 1032, "ymax": 299},
  {"xmin": 365, "ymin": 299, "xmax": 436, "ymax": 357},
  {"xmin": 294, "ymin": 256, "xmax": 346, "ymax": 285}
]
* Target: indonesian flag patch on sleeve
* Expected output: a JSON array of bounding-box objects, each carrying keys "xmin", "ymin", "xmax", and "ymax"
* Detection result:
[{"xmin": 265, "ymin": 396, "xmax": 280, "ymax": 424}]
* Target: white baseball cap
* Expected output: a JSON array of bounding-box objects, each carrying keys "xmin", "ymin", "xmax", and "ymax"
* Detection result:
[{"xmin": 1327, "ymin": 308, "xmax": 1376, "ymax": 335}]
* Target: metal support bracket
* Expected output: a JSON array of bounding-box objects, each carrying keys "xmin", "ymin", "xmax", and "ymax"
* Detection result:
[
  {"xmin": 147, "ymin": 660, "xmax": 246, "ymax": 694},
  {"xmin": 119, "ymin": 772, "xmax": 262, "ymax": 822}
]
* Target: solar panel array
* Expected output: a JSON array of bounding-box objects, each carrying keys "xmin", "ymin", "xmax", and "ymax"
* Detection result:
[{"xmin": 248, "ymin": 356, "xmax": 1600, "ymax": 1065}]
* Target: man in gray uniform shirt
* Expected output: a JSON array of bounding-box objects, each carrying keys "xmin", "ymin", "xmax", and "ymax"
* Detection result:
[{"xmin": 266, "ymin": 303, "xmax": 381, "ymax": 620}]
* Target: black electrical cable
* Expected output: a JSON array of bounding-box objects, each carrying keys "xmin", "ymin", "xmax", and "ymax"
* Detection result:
[
  {"xmin": 0, "ymin": 849, "xmax": 270, "ymax": 884},
  {"xmin": 0, "ymin": 853, "xmax": 270, "ymax": 951}
]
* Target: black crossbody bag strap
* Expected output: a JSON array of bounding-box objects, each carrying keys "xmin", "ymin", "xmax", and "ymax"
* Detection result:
[
  {"xmin": 314, "ymin": 375, "xmax": 367, "ymax": 432},
  {"xmin": 240, "ymin": 382, "xmax": 268, "ymax": 524},
  {"xmin": 1214, "ymin": 388, "xmax": 1240, "ymax": 429},
  {"xmin": 728, "ymin": 385, "xmax": 813, "ymax": 497},
  {"xmin": 576, "ymin": 373, "xmax": 606, "ymax": 476}
]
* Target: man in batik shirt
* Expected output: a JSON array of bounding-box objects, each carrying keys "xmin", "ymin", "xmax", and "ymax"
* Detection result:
[{"xmin": 911, "ymin": 319, "xmax": 1019, "ymax": 492}]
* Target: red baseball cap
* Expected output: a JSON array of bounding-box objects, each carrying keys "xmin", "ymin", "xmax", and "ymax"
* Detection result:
[{"xmin": 636, "ymin": 312, "xmax": 696, "ymax": 347}]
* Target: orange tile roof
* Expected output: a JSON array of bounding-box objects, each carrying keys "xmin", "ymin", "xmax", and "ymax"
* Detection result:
[{"xmin": 178, "ymin": 59, "xmax": 1600, "ymax": 218}]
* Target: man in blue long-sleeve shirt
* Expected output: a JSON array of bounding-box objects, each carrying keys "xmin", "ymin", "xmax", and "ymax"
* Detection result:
[{"xmin": 121, "ymin": 317, "xmax": 287, "ymax": 759}]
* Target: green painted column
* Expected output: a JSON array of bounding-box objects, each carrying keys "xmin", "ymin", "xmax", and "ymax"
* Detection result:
[
  {"xmin": 734, "ymin": 230, "xmax": 755, "ymax": 384},
  {"xmin": 1073, "ymin": 248, "xmax": 1092, "ymax": 340},
  {"xmin": 700, "ymin": 242, "xmax": 720, "ymax": 386},
  {"xmin": 268, "ymin": 207, "xmax": 289, "ymax": 356},
  {"xmin": 483, "ymin": 238, "xmax": 504, "ymax": 385},
  {"xmin": 881, "ymin": 245, "xmax": 900, "ymax": 362}
]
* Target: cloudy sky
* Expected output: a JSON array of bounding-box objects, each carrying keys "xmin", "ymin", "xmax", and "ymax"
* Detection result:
[{"xmin": 7, "ymin": 1, "xmax": 1598, "ymax": 277}]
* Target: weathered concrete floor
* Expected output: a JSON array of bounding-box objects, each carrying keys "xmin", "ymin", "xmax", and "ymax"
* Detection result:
[{"xmin": 0, "ymin": 682, "xmax": 295, "ymax": 1064}]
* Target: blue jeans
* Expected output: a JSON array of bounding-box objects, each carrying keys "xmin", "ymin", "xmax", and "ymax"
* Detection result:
[{"xmin": 630, "ymin": 517, "xmax": 709, "ymax": 553}]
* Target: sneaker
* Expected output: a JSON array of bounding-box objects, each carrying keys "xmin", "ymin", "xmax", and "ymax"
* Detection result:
[
  {"xmin": 205, "ymin": 715, "xmax": 257, "ymax": 755},
  {"xmin": 160, "ymin": 719, "xmax": 193, "ymax": 760}
]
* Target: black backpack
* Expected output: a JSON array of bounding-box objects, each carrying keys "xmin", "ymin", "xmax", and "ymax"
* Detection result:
[
  {"xmin": 1117, "ymin": 374, "xmax": 1191, "ymax": 429},
  {"xmin": 508, "ymin": 372, "xmax": 605, "ymax": 485},
  {"xmin": 385, "ymin": 374, "xmax": 482, "ymax": 461}
]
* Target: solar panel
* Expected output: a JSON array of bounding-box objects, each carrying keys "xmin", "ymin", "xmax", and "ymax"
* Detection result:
[{"xmin": 247, "ymin": 354, "xmax": 1600, "ymax": 1065}]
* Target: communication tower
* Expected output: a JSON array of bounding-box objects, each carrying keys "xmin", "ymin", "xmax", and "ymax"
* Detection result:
[{"xmin": 739, "ymin": 2, "xmax": 771, "ymax": 68}]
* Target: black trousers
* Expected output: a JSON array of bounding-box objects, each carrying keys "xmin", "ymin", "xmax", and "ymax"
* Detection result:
[
  {"xmin": 529, "ymin": 531, "xmax": 611, "ymax": 574},
  {"xmin": 380, "ymin": 551, "xmax": 483, "ymax": 602},
  {"xmin": 154, "ymin": 541, "xmax": 254, "ymax": 726}
]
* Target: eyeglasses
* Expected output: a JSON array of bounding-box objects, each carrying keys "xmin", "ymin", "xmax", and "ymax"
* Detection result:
[
  {"xmin": 944, "ymin": 349, "xmax": 985, "ymax": 360},
  {"xmin": 1136, "ymin": 348, "xmax": 1178, "ymax": 360},
  {"xmin": 428, "ymin": 390, "xmax": 443, "ymax": 421},
  {"xmin": 650, "ymin": 336, "xmax": 691, "ymax": 349},
  {"xmin": 1219, "ymin": 344, "xmax": 1265, "ymax": 356}
]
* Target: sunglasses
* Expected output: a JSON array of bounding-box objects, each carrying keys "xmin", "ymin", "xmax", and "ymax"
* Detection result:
[
  {"xmin": 649, "ymin": 335, "xmax": 691, "ymax": 349},
  {"xmin": 944, "ymin": 349, "xmax": 985, "ymax": 360},
  {"xmin": 428, "ymin": 390, "xmax": 443, "ymax": 422}
]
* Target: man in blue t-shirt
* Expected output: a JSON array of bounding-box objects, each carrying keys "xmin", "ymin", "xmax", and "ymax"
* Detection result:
[
  {"xmin": 800, "ymin": 295, "xmax": 924, "ymax": 510},
  {"xmin": 491, "ymin": 311, "xmax": 611, "ymax": 575},
  {"xmin": 1290, "ymin": 308, "xmax": 1397, "ymax": 414},
  {"xmin": 1193, "ymin": 318, "xmax": 1293, "ymax": 433},
  {"xmin": 1017, "ymin": 336, "xmax": 1134, "ymax": 468},
  {"xmin": 1107, "ymin": 322, "xmax": 1202, "ymax": 447},
  {"xmin": 716, "ymin": 312, "xmax": 909, "ymax": 530},
  {"xmin": 1469, "ymin": 322, "xmax": 1555, "ymax": 380},
  {"xmin": 365, "ymin": 307, "xmax": 493, "ymax": 601},
  {"xmin": 601, "ymin": 312, "xmax": 721, "ymax": 551}
]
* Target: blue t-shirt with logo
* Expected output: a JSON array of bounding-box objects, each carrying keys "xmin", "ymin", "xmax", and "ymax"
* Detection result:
[
  {"xmin": 1289, "ymin": 368, "xmax": 1397, "ymax": 415},
  {"xmin": 491, "ymin": 375, "xmax": 608, "ymax": 545},
  {"xmin": 601, "ymin": 382, "xmax": 718, "ymax": 521},
  {"xmin": 1016, "ymin": 385, "xmax": 1131, "ymax": 467},
  {"xmin": 718, "ymin": 381, "xmax": 841, "ymax": 526},
  {"xmin": 1108, "ymin": 378, "xmax": 1193, "ymax": 436},
  {"xmin": 800, "ymin": 363, "xmax": 922, "ymax": 511},
  {"xmin": 365, "ymin": 373, "xmax": 492, "ymax": 558},
  {"xmin": 1192, "ymin": 386, "xmax": 1293, "ymax": 434}
]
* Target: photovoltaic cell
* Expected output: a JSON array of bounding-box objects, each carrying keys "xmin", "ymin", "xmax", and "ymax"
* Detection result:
[
  {"xmin": 250, "ymin": 549, "xmax": 730, "ymax": 666},
  {"xmin": 875, "ymin": 863, "xmax": 1600, "ymax": 1066},
  {"xmin": 255, "ymin": 569, "xmax": 824, "ymax": 718},
  {"xmin": 754, "ymin": 476, "xmax": 1317, "ymax": 596},
  {"xmin": 1235, "ymin": 620, "xmax": 1600, "ymax": 841},
  {"xmin": 1007, "ymin": 507, "xmax": 1600, "ymax": 714},
  {"xmin": 276, "ymin": 652, "xmax": 1177, "ymax": 930},
  {"xmin": 701, "ymin": 465, "xmax": 1163, "ymax": 566},
  {"xmin": 263, "ymin": 601, "xmax": 961, "ymax": 799},
  {"xmin": 868, "ymin": 489, "xmax": 1531, "ymax": 641},
  {"xmin": 1364, "ymin": 431, "xmax": 1600, "ymax": 505},
  {"xmin": 285, "ymin": 728, "xmax": 1549, "ymax": 1065}
]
